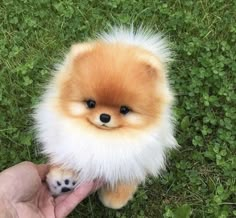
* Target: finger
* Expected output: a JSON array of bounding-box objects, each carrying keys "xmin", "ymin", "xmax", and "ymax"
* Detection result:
[
  {"xmin": 55, "ymin": 181, "xmax": 95, "ymax": 218},
  {"xmin": 37, "ymin": 185, "xmax": 55, "ymax": 218},
  {"xmin": 54, "ymin": 192, "xmax": 71, "ymax": 205},
  {"xmin": 92, "ymin": 180, "xmax": 104, "ymax": 191},
  {"xmin": 36, "ymin": 164, "xmax": 50, "ymax": 180}
]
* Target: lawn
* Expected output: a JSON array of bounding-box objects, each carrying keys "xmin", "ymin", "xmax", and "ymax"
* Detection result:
[{"xmin": 0, "ymin": 0, "xmax": 235, "ymax": 217}]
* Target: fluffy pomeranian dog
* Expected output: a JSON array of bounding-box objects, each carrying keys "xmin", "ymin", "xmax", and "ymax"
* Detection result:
[{"xmin": 34, "ymin": 26, "xmax": 177, "ymax": 209}]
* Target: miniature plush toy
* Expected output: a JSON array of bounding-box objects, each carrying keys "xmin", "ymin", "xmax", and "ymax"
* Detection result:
[{"xmin": 34, "ymin": 26, "xmax": 177, "ymax": 209}]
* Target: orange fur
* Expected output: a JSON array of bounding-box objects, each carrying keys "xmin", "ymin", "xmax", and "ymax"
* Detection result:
[
  {"xmin": 99, "ymin": 183, "xmax": 138, "ymax": 209},
  {"xmin": 55, "ymin": 42, "xmax": 172, "ymax": 130}
]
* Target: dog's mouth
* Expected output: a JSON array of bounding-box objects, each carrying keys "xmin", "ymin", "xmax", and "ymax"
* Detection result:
[
  {"xmin": 87, "ymin": 119, "xmax": 120, "ymax": 130},
  {"xmin": 98, "ymin": 124, "xmax": 111, "ymax": 130}
]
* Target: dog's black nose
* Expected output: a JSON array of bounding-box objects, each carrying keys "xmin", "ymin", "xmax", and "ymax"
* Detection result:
[{"xmin": 100, "ymin": 113, "xmax": 111, "ymax": 123}]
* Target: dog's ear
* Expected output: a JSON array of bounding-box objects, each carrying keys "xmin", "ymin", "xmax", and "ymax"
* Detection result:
[
  {"xmin": 70, "ymin": 43, "xmax": 94, "ymax": 58},
  {"xmin": 136, "ymin": 53, "xmax": 173, "ymax": 104},
  {"xmin": 137, "ymin": 53, "xmax": 165, "ymax": 81},
  {"xmin": 60, "ymin": 43, "xmax": 95, "ymax": 73}
]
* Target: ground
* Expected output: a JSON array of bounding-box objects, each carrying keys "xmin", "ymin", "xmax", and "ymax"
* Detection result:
[{"xmin": 0, "ymin": 1, "xmax": 235, "ymax": 217}]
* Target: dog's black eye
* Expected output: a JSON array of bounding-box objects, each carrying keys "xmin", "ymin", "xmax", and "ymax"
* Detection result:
[
  {"xmin": 120, "ymin": 106, "xmax": 130, "ymax": 115},
  {"xmin": 86, "ymin": 99, "xmax": 96, "ymax": 108}
]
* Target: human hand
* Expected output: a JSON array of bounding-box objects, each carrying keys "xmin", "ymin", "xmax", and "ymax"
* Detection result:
[{"xmin": 0, "ymin": 162, "xmax": 102, "ymax": 218}]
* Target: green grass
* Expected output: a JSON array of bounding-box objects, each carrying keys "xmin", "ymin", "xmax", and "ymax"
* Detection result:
[{"xmin": 0, "ymin": 0, "xmax": 235, "ymax": 217}]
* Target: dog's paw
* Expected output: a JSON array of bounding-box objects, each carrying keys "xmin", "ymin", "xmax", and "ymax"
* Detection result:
[
  {"xmin": 98, "ymin": 184, "xmax": 138, "ymax": 209},
  {"xmin": 46, "ymin": 166, "xmax": 79, "ymax": 196}
]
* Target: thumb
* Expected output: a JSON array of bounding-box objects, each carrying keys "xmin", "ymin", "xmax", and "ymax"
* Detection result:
[{"xmin": 36, "ymin": 164, "xmax": 50, "ymax": 181}]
